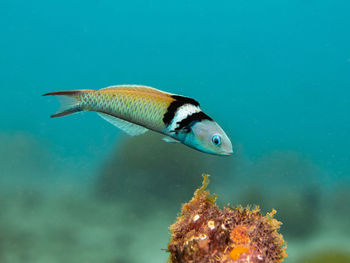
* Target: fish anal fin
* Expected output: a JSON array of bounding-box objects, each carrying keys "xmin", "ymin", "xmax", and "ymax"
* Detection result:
[{"xmin": 98, "ymin": 113, "xmax": 148, "ymax": 136}]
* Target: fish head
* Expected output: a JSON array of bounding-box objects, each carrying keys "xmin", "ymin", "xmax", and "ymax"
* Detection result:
[{"xmin": 183, "ymin": 120, "xmax": 233, "ymax": 156}]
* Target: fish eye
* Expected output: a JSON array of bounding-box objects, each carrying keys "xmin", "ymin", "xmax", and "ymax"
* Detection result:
[{"xmin": 212, "ymin": 135, "xmax": 222, "ymax": 146}]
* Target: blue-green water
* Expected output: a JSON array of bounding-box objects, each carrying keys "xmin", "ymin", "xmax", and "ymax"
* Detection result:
[{"xmin": 1, "ymin": 1, "xmax": 349, "ymax": 262}]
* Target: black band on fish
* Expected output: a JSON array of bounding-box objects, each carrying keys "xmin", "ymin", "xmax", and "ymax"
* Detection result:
[
  {"xmin": 163, "ymin": 95, "xmax": 200, "ymax": 126},
  {"xmin": 175, "ymin": 111, "xmax": 212, "ymax": 133}
]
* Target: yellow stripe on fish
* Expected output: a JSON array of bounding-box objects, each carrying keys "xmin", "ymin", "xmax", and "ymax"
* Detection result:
[
  {"xmin": 83, "ymin": 86, "xmax": 175, "ymax": 131},
  {"xmin": 43, "ymin": 85, "xmax": 233, "ymax": 156}
]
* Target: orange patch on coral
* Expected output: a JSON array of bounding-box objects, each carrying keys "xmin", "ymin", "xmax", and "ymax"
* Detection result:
[
  {"xmin": 230, "ymin": 225, "xmax": 250, "ymax": 245},
  {"xmin": 229, "ymin": 245, "xmax": 250, "ymax": 260}
]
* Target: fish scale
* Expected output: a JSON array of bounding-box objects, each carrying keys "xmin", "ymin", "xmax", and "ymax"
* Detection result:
[{"xmin": 80, "ymin": 88, "xmax": 172, "ymax": 131}]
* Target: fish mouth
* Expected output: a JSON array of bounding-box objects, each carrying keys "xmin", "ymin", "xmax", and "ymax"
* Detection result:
[{"xmin": 221, "ymin": 150, "xmax": 233, "ymax": 156}]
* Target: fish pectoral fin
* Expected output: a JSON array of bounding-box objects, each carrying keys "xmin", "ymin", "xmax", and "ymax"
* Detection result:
[
  {"xmin": 97, "ymin": 113, "xmax": 148, "ymax": 136},
  {"xmin": 162, "ymin": 136, "xmax": 179, "ymax": 143}
]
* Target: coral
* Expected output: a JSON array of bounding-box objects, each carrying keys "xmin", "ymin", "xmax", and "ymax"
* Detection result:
[{"xmin": 168, "ymin": 175, "xmax": 287, "ymax": 263}]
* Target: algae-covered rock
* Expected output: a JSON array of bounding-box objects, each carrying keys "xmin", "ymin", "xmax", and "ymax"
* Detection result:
[
  {"xmin": 298, "ymin": 250, "xmax": 350, "ymax": 263},
  {"xmin": 0, "ymin": 132, "xmax": 51, "ymax": 177},
  {"xmin": 272, "ymin": 187, "xmax": 320, "ymax": 239},
  {"xmin": 168, "ymin": 174, "xmax": 287, "ymax": 263},
  {"xmin": 331, "ymin": 184, "xmax": 350, "ymax": 224},
  {"xmin": 239, "ymin": 151, "xmax": 322, "ymax": 239}
]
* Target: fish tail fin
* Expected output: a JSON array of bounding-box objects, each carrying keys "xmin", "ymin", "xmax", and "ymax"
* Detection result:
[{"xmin": 42, "ymin": 90, "xmax": 84, "ymax": 118}]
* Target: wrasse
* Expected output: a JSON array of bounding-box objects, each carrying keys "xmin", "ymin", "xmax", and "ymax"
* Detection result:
[{"xmin": 43, "ymin": 85, "xmax": 233, "ymax": 156}]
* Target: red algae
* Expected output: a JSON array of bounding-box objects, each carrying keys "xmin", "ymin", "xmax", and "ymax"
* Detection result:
[{"xmin": 168, "ymin": 174, "xmax": 287, "ymax": 263}]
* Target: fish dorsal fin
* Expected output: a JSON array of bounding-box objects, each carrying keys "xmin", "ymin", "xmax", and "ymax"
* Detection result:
[
  {"xmin": 100, "ymin": 85, "xmax": 173, "ymax": 95},
  {"xmin": 98, "ymin": 113, "xmax": 148, "ymax": 136}
]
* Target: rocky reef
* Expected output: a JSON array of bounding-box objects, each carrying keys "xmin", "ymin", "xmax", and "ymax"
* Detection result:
[
  {"xmin": 95, "ymin": 133, "xmax": 231, "ymax": 214},
  {"xmin": 168, "ymin": 175, "xmax": 287, "ymax": 263},
  {"xmin": 297, "ymin": 250, "xmax": 350, "ymax": 263}
]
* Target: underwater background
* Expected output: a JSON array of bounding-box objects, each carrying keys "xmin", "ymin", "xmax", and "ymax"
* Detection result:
[{"xmin": 1, "ymin": 0, "xmax": 350, "ymax": 262}]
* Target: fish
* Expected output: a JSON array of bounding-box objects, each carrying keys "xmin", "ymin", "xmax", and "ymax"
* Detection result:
[{"xmin": 43, "ymin": 85, "xmax": 233, "ymax": 156}]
